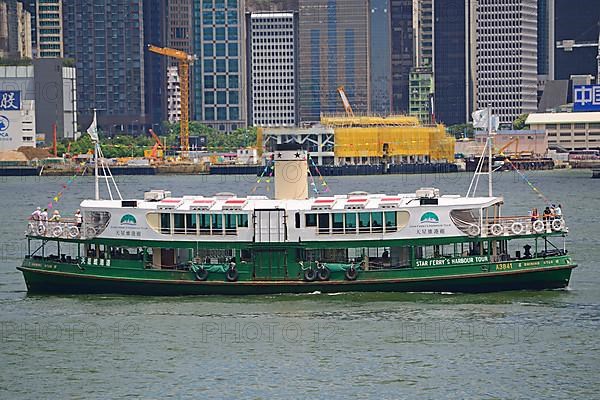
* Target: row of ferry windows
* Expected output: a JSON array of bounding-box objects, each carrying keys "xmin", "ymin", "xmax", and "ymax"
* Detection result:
[
  {"xmin": 160, "ymin": 213, "xmax": 248, "ymax": 235},
  {"xmin": 304, "ymin": 211, "xmax": 400, "ymax": 234}
]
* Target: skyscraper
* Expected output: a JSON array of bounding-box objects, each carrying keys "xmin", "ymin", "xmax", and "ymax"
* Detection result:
[
  {"xmin": 143, "ymin": 0, "xmax": 167, "ymax": 128},
  {"xmin": 390, "ymin": 0, "xmax": 413, "ymax": 114},
  {"xmin": 475, "ymin": 0, "xmax": 538, "ymax": 124},
  {"xmin": 0, "ymin": 1, "xmax": 32, "ymax": 59},
  {"xmin": 36, "ymin": 0, "xmax": 62, "ymax": 57},
  {"xmin": 247, "ymin": 11, "xmax": 298, "ymax": 127},
  {"xmin": 192, "ymin": 0, "xmax": 247, "ymax": 132},
  {"xmin": 298, "ymin": 0, "xmax": 369, "ymax": 121},
  {"xmin": 369, "ymin": 0, "xmax": 392, "ymax": 115},
  {"xmin": 554, "ymin": 0, "xmax": 600, "ymax": 81},
  {"xmin": 63, "ymin": 0, "xmax": 147, "ymax": 131}
]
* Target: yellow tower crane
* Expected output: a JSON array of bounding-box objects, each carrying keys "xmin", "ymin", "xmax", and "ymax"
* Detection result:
[{"xmin": 147, "ymin": 44, "xmax": 195, "ymax": 156}]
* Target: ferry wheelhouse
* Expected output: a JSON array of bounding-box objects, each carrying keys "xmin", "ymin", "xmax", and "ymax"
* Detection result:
[{"xmin": 19, "ymin": 144, "xmax": 575, "ymax": 295}]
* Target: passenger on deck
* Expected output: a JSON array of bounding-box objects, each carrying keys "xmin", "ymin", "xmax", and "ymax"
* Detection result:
[
  {"xmin": 554, "ymin": 204, "xmax": 562, "ymax": 219},
  {"xmin": 530, "ymin": 208, "xmax": 539, "ymax": 222},
  {"xmin": 523, "ymin": 244, "xmax": 532, "ymax": 259},
  {"xmin": 74, "ymin": 210, "xmax": 83, "ymax": 227},
  {"xmin": 543, "ymin": 207, "xmax": 552, "ymax": 221},
  {"xmin": 550, "ymin": 205, "xmax": 556, "ymax": 219},
  {"xmin": 31, "ymin": 207, "xmax": 41, "ymax": 221},
  {"xmin": 49, "ymin": 210, "xmax": 61, "ymax": 222},
  {"xmin": 40, "ymin": 208, "xmax": 48, "ymax": 226}
]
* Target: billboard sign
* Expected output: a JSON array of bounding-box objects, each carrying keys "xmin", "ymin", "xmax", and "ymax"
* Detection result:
[
  {"xmin": 573, "ymin": 85, "xmax": 600, "ymax": 112},
  {"xmin": 0, "ymin": 91, "xmax": 21, "ymax": 111}
]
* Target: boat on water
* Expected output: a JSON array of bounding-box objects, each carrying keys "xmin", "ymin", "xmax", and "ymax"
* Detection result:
[{"xmin": 18, "ymin": 115, "xmax": 576, "ymax": 295}]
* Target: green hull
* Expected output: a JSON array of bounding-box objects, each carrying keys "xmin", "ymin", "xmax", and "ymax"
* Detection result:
[{"xmin": 18, "ymin": 261, "xmax": 575, "ymax": 296}]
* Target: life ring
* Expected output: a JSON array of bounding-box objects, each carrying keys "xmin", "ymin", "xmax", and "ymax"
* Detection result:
[
  {"xmin": 317, "ymin": 267, "xmax": 331, "ymax": 281},
  {"xmin": 489, "ymin": 224, "xmax": 503, "ymax": 236},
  {"xmin": 37, "ymin": 224, "xmax": 46, "ymax": 236},
  {"xmin": 51, "ymin": 225, "xmax": 63, "ymax": 237},
  {"xmin": 195, "ymin": 267, "xmax": 209, "ymax": 281},
  {"xmin": 532, "ymin": 220, "xmax": 545, "ymax": 233},
  {"xmin": 511, "ymin": 222, "xmax": 524, "ymax": 235},
  {"xmin": 303, "ymin": 268, "xmax": 317, "ymax": 282},
  {"xmin": 467, "ymin": 224, "xmax": 480, "ymax": 237},
  {"xmin": 85, "ymin": 226, "xmax": 97, "ymax": 237},
  {"xmin": 225, "ymin": 267, "xmax": 239, "ymax": 282},
  {"xmin": 551, "ymin": 219, "xmax": 565, "ymax": 231},
  {"xmin": 68, "ymin": 226, "xmax": 80, "ymax": 238},
  {"xmin": 27, "ymin": 223, "xmax": 35, "ymax": 235},
  {"xmin": 344, "ymin": 266, "xmax": 358, "ymax": 281}
]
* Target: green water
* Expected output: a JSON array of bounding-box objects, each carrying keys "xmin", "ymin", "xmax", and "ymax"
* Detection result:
[{"xmin": 1, "ymin": 170, "xmax": 598, "ymax": 399}]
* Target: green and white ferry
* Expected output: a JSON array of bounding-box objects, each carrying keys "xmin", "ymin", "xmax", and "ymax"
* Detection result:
[{"xmin": 19, "ymin": 142, "xmax": 575, "ymax": 295}]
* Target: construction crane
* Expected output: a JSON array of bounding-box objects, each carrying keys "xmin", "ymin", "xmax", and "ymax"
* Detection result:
[
  {"xmin": 147, "ymin": 45, "xmax": 195, "ymax": 157},
  {"xmin": 336, "ymin": 86, "xmax": 355, "ymax": 117},
  {"xmin": 555, "ymin": 28, "xmax": 600, "ymax": 82},
  {"xmin": 144, "ymin": 128, "xmax": 164, "ymax": 161}
]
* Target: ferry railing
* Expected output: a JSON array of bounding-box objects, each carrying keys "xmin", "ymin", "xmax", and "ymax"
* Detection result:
[
  {"xmin": 481, "ymin": 215, "xmax": 567, "ymax": 237},
  {"xmin": 26, "ymin": 218, "xmax": 83, "ymax": 239}
]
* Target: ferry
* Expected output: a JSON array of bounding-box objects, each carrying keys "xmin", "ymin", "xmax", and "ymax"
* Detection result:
[{"xmin": 18, "ymin": 142, "xmax": 575, "ymax": 295}]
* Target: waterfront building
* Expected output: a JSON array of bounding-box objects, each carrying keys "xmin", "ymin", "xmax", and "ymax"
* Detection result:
[
  {"xmin": 247, "ymin": 11, "xmax": 298, "ymax": 127},
  {"xmin": 537, "ymin": 0, "xmax": 553, "ymax": 98},
  {"xmin": 35, "ymin": 0, "xmax": 62, "ymax": 58},
  {"xmin": 144, "ymin": 0, "xmax": 167, "ymax": 129},
  {"xmin": 475, "ymin": 0, "xmax": 538, "ymax": 125},
  {"xmin": 526, "ymin": 112, "xmax": 600, "ymax": 151},
  {"xmin": 298, "ymin": 0, "xmax": 369, "ymax": 121},
  {"xmin": 63, "ymin": 0, "xmax": 147, "ymax": 133},
  {"xmin": 0, "ymin": 1, "xmax": 32, "ymax": 59},
  {"xmin": 192, "ymin": 0, "xmax": 247, "ymax": 132},
  {"xmin": 0, "ymin": 65, "xmax": 35, "ymax": 151}
]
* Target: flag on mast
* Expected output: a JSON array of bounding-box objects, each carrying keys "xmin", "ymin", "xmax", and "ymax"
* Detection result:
[
  {"xmin": 86, "ymin": 110, "xmax": 99, "ymax": 142},
  {"xmin": 472, "ymin": 108, "xmax": 500, "ymax": 131}
]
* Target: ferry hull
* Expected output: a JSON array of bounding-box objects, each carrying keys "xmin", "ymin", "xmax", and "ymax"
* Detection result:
[{"xmin": 18, "ymin": 264, "xmax": 575, "ymax": 296}]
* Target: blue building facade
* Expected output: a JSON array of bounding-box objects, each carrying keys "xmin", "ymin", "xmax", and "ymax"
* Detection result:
[{"xmin": 192, "ymin": 0, "xmax": 247, "ymax": 132}]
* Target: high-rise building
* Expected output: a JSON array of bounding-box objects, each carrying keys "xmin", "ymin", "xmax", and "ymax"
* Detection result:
[
  {"xmin": 298, "ymin": 0, "xmax": 369, "ymax": 121},
  {"xmin": 390, "ymin": 0, "xmax": 413, "ymax": 114},
  {"xmin": 413, "ymin": 0, "xmax": 433, "ymax": 69},
  {"xmin": 247, "ymin": 11, "xmax": 298, "ymax": 127},
  {"xmin": 192, "ymin": 0, "xmax": 247, "ymax": 132},
  {"xmin": 166, "ymin": 65, "xmax": 181, "ymax": 123},
  {"xmin": 36, "ymin": 0, "xmax": 62, "ymax": 57},
  {"xmin": 369, "ymin": 0, "xmax": 392, "ymax": 115},
  {"xmin": 0, "ymin": 1, "xmax": 32, "ymax": 59},
  {"xmin": 143, "ymin": 0, "xmax": 167, "ymax": 128},
  {"xmin": 554, "ymin": 0, "xmax": 600, "ymax": 81},
  {"xmin": 433, "ymin": 0, "xmax": 471, "ymax": 125},
  {"xmin": 63, "ymin": 0, "xmax": 147, "ymax": 132},
  {"xmin": 475, "ymin": 0, "xmax": 538, "ymax": 125}
]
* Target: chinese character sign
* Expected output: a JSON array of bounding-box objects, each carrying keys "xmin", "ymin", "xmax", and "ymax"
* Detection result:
[
  {"xmin": 0, "ymin": 91, "xmax": 21, "ymax": 111},
  {"xmin": 573, "ymin": 85, "xmax": 600, "ymax": 112}
]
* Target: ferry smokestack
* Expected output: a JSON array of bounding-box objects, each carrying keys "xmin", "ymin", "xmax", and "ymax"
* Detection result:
[{"xmin": 273, "ymin": 143, "xmax": 309, "ymax": 200}]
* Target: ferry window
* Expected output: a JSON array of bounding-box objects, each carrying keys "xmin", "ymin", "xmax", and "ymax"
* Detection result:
[
  {"xmin": 186, "ymin": 214, "xmax": 197, "ymax": 234},
  {"xmin": 174, "ymin": 214, "xmax": 185, "ymax": 234},
  {"xmin": 199, "ymin": 214, "xmax": 210, "ymax": 234},
  {"xmin": 332, "ymin": 213, "xmax": 343, "ymax": 234},
  {"xmin": 160, "ymin": 213, "xmax": 171, "ymax": 234},
  {"xmin": 225, "ymin": 214, "xmax": 236, "ymax": 235},
  {"xmin": 318, "ymin": 213, "xmax": 330, "ymax": 234},
  {"xmin": 212, "ymin": 214, "xmax": 223, "ymax": 235},
  {"xmin": 372, "ymin": 212, "xmax": 383, "ymax": 233},
  {"xmin": 359, "ymin": 212, "xmax": 370, "ymax": 233},
  {"xmin": 237, "ymin": 214, "xmax": 249, "ymax": 228},
  {"xmin": 305, "ymin": 213, "xmax": 317, "ymax": 227},
  {"xmin": 345, "ymin": 213, "xmax": 357, "ymax": 233},
  {"xmin": 295, "ymin": 212, "xmax": 300, "ymax": 229},
  {"xmin": 385, "ymin": 212, "xmax": 397, "ymax": 232}
]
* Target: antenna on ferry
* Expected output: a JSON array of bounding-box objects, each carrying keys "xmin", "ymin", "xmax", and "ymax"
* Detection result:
[
  {"xmin": 467, "ymin": 104, "xmax": 496, "ymax": 197},
  {"xmin": 85, "ymin": 108, "xmax": 123, "ymax": 201}
]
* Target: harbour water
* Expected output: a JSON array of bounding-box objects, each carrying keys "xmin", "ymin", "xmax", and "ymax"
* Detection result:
[{"xmin": 1, "ymin": 170, "xmax": 599, "ymax": 399}]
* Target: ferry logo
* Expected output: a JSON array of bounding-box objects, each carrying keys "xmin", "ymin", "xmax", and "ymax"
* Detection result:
[
  {"xmin": 0, "ymin": 115, "xmax": 9, "ymax": 133},
  {"xmin": 420, "ymin": 212, "xmax": 439, "ymax": 224},
  {"xmin": 120, "ymin": 214, "xmax": 137, "ymax": 225}
]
